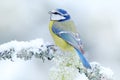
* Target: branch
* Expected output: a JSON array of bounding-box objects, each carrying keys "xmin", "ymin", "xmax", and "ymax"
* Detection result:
[
  {"xmin": 0, "ymin": 39, "xmax": 114, "ymax": 80},
  {"xmin": 0, "ymin": 39, "xmax": 56, "ymax": 61},
  {"xmin": 49, "ymin": 52, "xmax": 114, "ymax": 80}
]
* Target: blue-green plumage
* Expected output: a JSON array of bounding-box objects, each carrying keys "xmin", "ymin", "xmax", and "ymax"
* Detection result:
[
  {"xmin": 49, "ymin": 9, "xmax": 91, "ymax": 69},
  {"xmin": 52, "ymin": 20, "xmax": 91, "ymax": 69}
]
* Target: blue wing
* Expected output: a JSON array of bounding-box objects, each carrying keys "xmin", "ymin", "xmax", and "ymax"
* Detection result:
[{"xmin": 52, "ymin": 26, "xmax": 91, "ymax": 69}]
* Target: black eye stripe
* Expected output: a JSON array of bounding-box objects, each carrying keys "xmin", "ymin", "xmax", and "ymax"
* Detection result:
[
  {"xmin": 54, "ymin": 12, "xmax": 59, "ymax": 14},
  {"xmin": 52, "ymin": 12, "xmax": 68, "ymax": 17},
  {"xmin": 53, "ymin": 12, "xmax": 62, "ymax": 15}
]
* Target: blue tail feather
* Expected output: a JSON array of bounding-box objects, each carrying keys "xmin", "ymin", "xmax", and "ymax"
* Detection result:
[{"xmin": 75, "ymin": 48, "xmax": 91, "ymax": 69}]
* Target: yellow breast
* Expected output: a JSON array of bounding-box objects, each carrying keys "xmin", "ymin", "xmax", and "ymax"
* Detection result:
[{"xmin": 49, "ymin": 21, "xmax": 74, "ymax": 52}]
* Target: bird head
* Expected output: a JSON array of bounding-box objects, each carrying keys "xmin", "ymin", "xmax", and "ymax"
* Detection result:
[{"xmin": 49, "ymin": 9, "xmax": 71, "ymax": 22}]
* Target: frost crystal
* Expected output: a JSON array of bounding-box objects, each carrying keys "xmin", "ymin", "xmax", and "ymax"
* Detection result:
[
  {"xmin": 49, "ymin": 51, "xmax": 82, "ymax": 80},
  {"xmin": 0, "ymin": 39, "xmax": 55, "ymax": 61},
  {"xmin": 49, "ymin": 51, "xmax": 114, "ymax": 80}
]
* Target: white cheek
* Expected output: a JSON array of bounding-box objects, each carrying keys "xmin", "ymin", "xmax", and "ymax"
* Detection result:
[{"xmin": 50, "ymin": 14, "xmax": 65, "ymax": 20}]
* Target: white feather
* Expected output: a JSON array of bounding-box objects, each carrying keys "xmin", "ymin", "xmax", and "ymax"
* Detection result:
[{"xmin": 50, "ymin": 14, "xmax": 65, "ymax": 21}]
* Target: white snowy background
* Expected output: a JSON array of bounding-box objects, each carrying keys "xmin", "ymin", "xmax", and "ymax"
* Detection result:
[{"xmin": 0, "ymin": 0, "xmax": 119, "ymax": 80}]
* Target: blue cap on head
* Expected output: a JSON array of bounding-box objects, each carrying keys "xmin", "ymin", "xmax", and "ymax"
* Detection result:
[
  {"xmin": 49, "ymin": 9, "xmax": 71, "ymax": 22},
  {"xmin": 56, "ymin": 9, "xmax": 71, "ymax": 21},
  {"xmin": 57, "ymin": 9, "xmax": 67, "ymax": 14}
]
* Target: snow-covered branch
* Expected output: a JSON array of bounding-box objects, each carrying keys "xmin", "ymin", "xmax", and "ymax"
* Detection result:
[
  {"xmin": 0, "ymin": 39, "xmax": 114, "ymax": 80},
  {"xmin": 0, "ymin": 39, "xmax": 56, "ymax": 61},
  {"xmin": 49, "ymin": 51, "xmax": 114, "ymax": 80}
]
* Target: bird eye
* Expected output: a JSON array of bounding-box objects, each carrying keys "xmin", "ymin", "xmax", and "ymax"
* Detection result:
[
  {"xmin": 54, "ymin": 12, "xmax": 59, "ymax": 14},
  {"xmin": 53, "ymin": 12, "xmax": 60, "ymax": 15}
]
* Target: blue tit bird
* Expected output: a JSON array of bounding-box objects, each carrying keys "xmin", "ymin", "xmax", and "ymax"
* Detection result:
[{"xmin": 48, "ymin": 9, "xmax": 91, "ymax": 69}]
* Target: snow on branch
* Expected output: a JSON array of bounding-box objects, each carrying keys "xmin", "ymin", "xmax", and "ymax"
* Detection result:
[
  {"xmin": 0, "ymin": 39, "xmax": 114, "ymax": 80},
  {"xmin": 0, "ymin": 39, "xmax": 56, "ymax": 61},
  {"xmin": 49, "ymin": 52, "xmax": 114, "ymax": 80}
]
